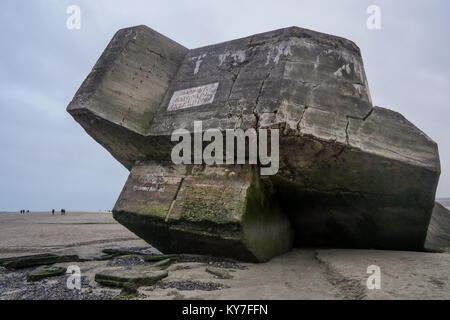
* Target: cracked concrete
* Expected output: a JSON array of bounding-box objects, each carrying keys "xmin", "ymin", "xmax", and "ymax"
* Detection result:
[{"xmin": 67, "ymin": 25, "xmax": 442, "ymax": 261}]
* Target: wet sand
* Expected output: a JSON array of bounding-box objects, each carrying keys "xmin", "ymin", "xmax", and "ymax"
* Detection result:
[{"xmin": 0, "ymin": 211, "xmax": 144, "ymax": 258}]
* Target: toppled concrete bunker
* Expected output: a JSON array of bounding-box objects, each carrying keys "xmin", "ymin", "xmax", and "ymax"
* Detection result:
[{"xmin": 68, "ymin": 25, "xmax": 442, "ymax": 262}]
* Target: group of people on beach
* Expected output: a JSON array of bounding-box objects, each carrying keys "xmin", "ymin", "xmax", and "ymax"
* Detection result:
[
  {"xmin": 19, "ymin": 209, "xmax": 67, "ymax": 215},
  {"xmin": 52, "ymin": 209, "xmax": 66, "ymax": 215}
]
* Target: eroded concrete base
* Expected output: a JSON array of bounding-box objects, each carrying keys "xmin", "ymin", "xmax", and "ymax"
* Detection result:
[
  {"xmin": 113, "ymin": 162, "xmax": 293, "ymax": 262},
  {"xmin": 425, "ymin": 203, "xmax": 450, "ymax": 252}
]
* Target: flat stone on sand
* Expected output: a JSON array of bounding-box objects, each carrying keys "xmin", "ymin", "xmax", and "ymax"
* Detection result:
[
  {"xmin": 3, "ymin": 254, "xmax": 80, "ymax": 270},
  {"xmin": 27, "ymin": 265, "xmax": 67, "ymax": 282},
  {"xmin": 95, "ymin": 268, "xmax": 168, "ymax": 288}
]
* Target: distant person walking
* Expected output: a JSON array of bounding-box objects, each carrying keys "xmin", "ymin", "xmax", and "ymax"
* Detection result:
[
  {"xmin": 61, "ymin": 209, "xmax": 66, "ymax": 215},
  {"xmin": 52, "ymin": 209, "xmax": 55, "ymax": 215}
]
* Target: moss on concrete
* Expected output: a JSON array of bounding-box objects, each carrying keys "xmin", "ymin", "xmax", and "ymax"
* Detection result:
[
  {"xmin": 27, "ymin": 265, "xmax": 67, "ymax": 282},
  {"xmin": 152, "ymin": 258, "xmax": 172, "ymax": 269},
  {"xmin": 5, "ymin": 254, "xmax": 80, "ymax": 270},
  {"xmin": 95, "ymin": 269, "xmax": 168, "ymax": 289},
  {"xmin": 241, "ymin": 173, "xmax": 293, "ymax": 262}
]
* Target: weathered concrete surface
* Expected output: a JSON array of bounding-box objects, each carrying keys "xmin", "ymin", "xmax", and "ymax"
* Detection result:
[
  {"xmin": 68, "ymin": 25, "xmax": 441, "ymax": 260},
  {"xmin": 67, "ymin": 25, "xmax": 188, "ymax": 170},
  {"xmin": 206, "ymin": 266, "xmax": 234, "ymax": 279},
  {"xmin": 425, "ymin": 203, "xmax": 450, "ymax": 252},
  {"xmin": 113, "ymin": 162, "xmax": 293, "ymax": 262},
  {"xmin": 273, "ymin": 106, "xmax": 440, "ymax": 250}
]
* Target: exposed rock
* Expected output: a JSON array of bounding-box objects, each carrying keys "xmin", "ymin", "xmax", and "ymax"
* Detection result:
[
  {"xmin": 119, "ymin": 282, "xmax": 139, "ymax": 295},
  {"xmin": 2, "ymin": 248, "xmax": 448, "ymax": 300},
  {"xmin": 143, "ymin": 254, "xmax": 178, "ymax": 262},
  {"xmin": 152, "ymin": 258, "xmax": 172, "ymax": 269},
  {"xmin": 68, "ymin": 25, "xmax": 441, "ymax": 261},
  {"xmin": 3, "ymin": 254, "xmax": 80, "ymax": 270},
  {"xmin": 102, "ymin": 249, "xmax": 134, "ymax": 256},
  {"xmin": 27, "ymin": 266, "xmax": 67, "ymax": 282},
  {"xmin": 205, "ymin": 267, "xmax": 233, "ymax": 279},
  {"xmin": 425, "ymin": 202, "xmax": 450, "ymax": 252},
  {"xmin": 101, "ymin": 247, "xmax": 154, "ymax": 256},
  {"xmin": 95, "ymin": 268, "xmax": 168, "ymax": 289}
]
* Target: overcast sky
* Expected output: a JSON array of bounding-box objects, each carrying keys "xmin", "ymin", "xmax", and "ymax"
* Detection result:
[{"xmin": 0, "ymin": 0, "xmax": 449, "ymax": 211}]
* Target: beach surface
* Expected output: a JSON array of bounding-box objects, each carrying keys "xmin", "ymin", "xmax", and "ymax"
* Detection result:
[{"xmin": 0, "ymin": 211, "xmax": 448, "ymax": 300}]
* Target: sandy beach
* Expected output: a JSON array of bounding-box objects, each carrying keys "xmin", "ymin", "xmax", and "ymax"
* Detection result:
[
  {"xmin": 0, "ymin": 211, "xmax": 448, "ymax": 300},
  {"xmin": 0, "ymin": 211, "xmax": 142, "ymax": 258}
]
